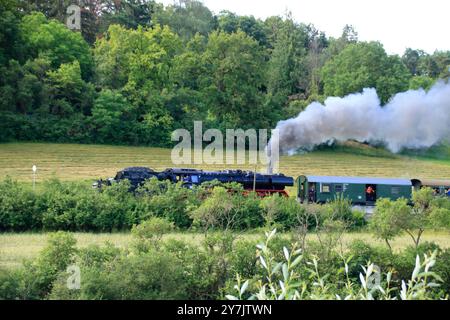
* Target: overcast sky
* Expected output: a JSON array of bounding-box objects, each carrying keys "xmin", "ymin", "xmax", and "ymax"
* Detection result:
[{"xmin": 157, "ymin": 0, "xmax": 450, "ymax": 55}]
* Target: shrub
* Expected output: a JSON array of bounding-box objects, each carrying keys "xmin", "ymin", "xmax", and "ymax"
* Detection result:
[
  {"xmin": 228, "ymin": 240, "xmax": 259, "ymax": 278},
  {"xmin": 227, "ymin": 230, "xmax": 444, "ymax": 300},
  {"xmin": 131, "ymin": 217, "xmax": 174, "ymax": 251},
  {"xmin": 369, "ymin": 198, "xmax": 410, "ymax": 251},
  {"xmin": 12, "ymin": 232, "xmax": 78, "ymax": 299},
  {"xmin": 0, "ymin": 178, "xmax": 41, "ymax": 231},
  {"xmin": 84, "ymin": 251, "xmax": 187, "ymax": 300},
  {"xmin": 260, "ymin": 194, "xmax": 303, "ymax": 230},
  {"xmin": 0, "ymin": 268, "xmax": 21, "ymax": 299},
  {"xmin": 190, "ymin": 186, "xmax": 263, "ymax": 231},
  {"xmin": 163, "ymin": 239, "xmax": 222, "ymax": 299},
  {"xmin": 135, "ymin": 179, "xmax": 199, "ymax": 228}
]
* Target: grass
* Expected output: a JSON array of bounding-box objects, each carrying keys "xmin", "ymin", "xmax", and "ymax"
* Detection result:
[
  {"xmin": 1, "ymin": 231, "xmax": 449, "ymax": 269},
  {"xmin": 0, "ymin": 142, "xmax": 449, "ymax": 185}
]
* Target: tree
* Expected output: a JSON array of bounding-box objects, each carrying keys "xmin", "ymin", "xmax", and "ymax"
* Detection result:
[
  {"xmin": 153, "ymin": 0, "xmax": 216, "ymax": 40},
  {"xmin": 369, "ymin": 198, "xmax": 410, "ymax": 252},
  {"xmin": 0, "ymin": 58, "xmax": 51, "ymax": 114},
  {"xmin": 94, "ymin": 24, "xmax": 181, "ymax": 145},
  {"xmin": 321, "ymin": 42, "xmax": 411, "ymax": 104},
  {"xmin": 0, "ymin": 0, "xmax": 24, "ymax": 66},
  {"xmin": 266, "ymin": 15, "xmax": 308, "ymax": 111},
  {"xmin": 131, "ymin": 217, "xmax": 174, "ymax": 251},
  {"xmin": 371, "ymin": 189, "xmax": 448, "ymax": 250},
  {"xmin": 99, "ymin": 0, "xmax": 155, "ymax": 31},
  {"xmin": 417, "ymin": 51, "xmax": 450, "ymax": 79},
  {"xmin": 46, "ymin": 61, "xmax": 95, "ymax": 116},
  {"xmin": 20, "ymin": 0, "xmax": 73, "ymax": 22},
  {"xmin": 91, "ymin": 89, "xmax": 135, "ymax": 143},
  {"xmin": 217, "ymin": 11, "xmax": 268, "ymax": 47},
  {"xmin": 200, "ymin": 30, "xmax": 269, "ymax": 129},
  {"xmin": 94, "ymin": 24, "xmax": 181, "ymax": 90},
  {"xmin": 409, "ymin": 75, "xmax": 435, "ymax": 91},
  {"xmin": 402, "ymin": 48, "xmax": 426, "ymax": 76},
  {"xmin": 19, "ymin": 12, "xmax": 93, "ymax": 79},
  {"xmin": 406, "ymin": 188, "xmax": 438, "ymax": 248}
]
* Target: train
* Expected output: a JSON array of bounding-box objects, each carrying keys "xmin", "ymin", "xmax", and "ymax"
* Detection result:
[
  {"xmin": 297, "ymin": 175, "xmax": 450, "ymax": 205},
  {"xmin": 93, "ymin": 167, "xmax": 295, "ymax": 196},
  {"xmin": 93, "ymin": 167, "xmax": 450, "ymax": 206}
]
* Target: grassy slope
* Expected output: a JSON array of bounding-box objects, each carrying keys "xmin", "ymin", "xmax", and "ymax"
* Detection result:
[
  {"xmin": 0, "ymin": 142, "xmax": 449, "ymax": 183},
  {"xmin": 1, "ymin": 231, "xmax": 449, "ymax": 269}
]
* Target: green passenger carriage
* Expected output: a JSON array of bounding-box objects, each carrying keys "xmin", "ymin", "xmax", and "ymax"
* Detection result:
[{"xmin": 296, "ymin": 175, "xmax": 413, "ymax": 205}]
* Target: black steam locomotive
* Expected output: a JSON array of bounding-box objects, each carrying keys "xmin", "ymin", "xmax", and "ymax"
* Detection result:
[{"xmin": 93, "ymin": 167, "xmax": 294, "ymax": 196}]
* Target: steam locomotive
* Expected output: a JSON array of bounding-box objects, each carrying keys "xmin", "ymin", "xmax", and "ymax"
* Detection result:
[{"xmin": 93, "ymin": 167, "xmax": 295, "ymax": 196}]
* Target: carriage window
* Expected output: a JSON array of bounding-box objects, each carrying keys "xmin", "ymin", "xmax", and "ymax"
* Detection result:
[
  {"xmin": 321, "ymin": 184, "xmax": 331, "ymax": 193},
  {"xmin": 335, "ymin": 184, "xmax": 343, "ymax": 193},
  {"xmin": 391, "ymin": 187, "xmax": 400, "ymax": 194}
]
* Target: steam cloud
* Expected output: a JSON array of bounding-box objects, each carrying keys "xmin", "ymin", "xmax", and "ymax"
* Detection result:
[{"xmin": 269, "ymin": 81, "xmax": 450, "ymax": 158}]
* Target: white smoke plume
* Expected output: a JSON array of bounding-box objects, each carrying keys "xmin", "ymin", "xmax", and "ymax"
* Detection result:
[{"xmin": 268, "ymin": 81, "xmax": 450, "ymax": 159}]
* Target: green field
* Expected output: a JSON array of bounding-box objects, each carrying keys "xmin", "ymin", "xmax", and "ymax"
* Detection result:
[
  {"xmin": 1, "ymin": 142, "xmax": 449, "ymax": 184},
  {"xmin": 1, "ymin": 231, "xmax": 449, "ymax": 269}
]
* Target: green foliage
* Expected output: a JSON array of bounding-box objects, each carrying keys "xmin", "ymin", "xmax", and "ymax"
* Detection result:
[
  {"xmin": 163, "ymin": 239, "xmax": 220, "ymax": 299},
  {"xmin": 190, "ymin": 186, "xmax": 263, "ymax": 231},
  {"xmin": 200, "ymin": 30, "xmax": 269, "ymax": 129},
  {"xmin": 409, "ymin": 75, "xmax": 436, "ymax": 90},
  {"xmin": 260, "ymin": 194, "xmax": 303, "ymax": 230},
  {"xmin": 153, "ymin": 0, "xmax": 215, "ymax": 40},
  {"xmin": 227, "ymin": 230, "xmax": 444, "ymax": 300},
  {"xmin": 228, "ymin": 240, "xmax": 259, "ymax": 279},
  {"xmin": 0, "ymin": 268, "xmax": 22, "ymax": 300},
  {"xmin": 46, "ymin": 61, "xmax": 95, "ymax": 116},
  {"xmin": 1, "ymin": 4, "xmax": 449, "ymax": 146},
  {"xmin": 2, "ymin": 228, "xmax": 450, "ymax": 300},
  {"xmin": 90, "ymin": 89, "xmax": 135, "ymax": 144},
  {"xmin": 20, "ymin": 12, "xmax": 93, "ymax": 79},
  {"xmin": 369, "ymin": 198, "xmax": 410, "ymax": 250},
  {"xmin": 52, "ymin": 249, "xmax": 187, "ymax": 300},
  {"xmin": 321, "ymin": 42, "xmax": 411, "ymax": 104},
  {"xmin": 0, "ymin": 177, "xmax": 41, "ymax": 231},
  {"xmin": 0, "ymin": 177, "xmax": 448, "ymax": 234},
  {"xmin": 136, "ymin": 179, "xmax": 199, "ymax": 228},
  {"xmin": 131, "ymin": 217, "xmax": 174, "ymax": 251},
  {"xmin": 9, "ymin": 231, "xmax": 78, "ymax": 299}
]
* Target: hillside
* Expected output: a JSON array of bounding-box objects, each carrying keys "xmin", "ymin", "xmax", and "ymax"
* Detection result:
[{"xmin": 0, "ymin": 142, "xmax": 449, "ymax": 183}]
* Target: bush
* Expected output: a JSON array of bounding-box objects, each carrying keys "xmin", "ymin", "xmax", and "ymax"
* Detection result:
[
  {"xmin": 190, "ymin": 186, "xmax": 263, "ymax": 231},
  {"xmin": 83, "ymin": 251, "xmax": 187, "ymax": 300},
  {"xmin": 0, "ymin": 268, "xmax": 21, "ymax": 299},
  {"xmin": 260, "ymin": 194, "xmax": 303, "ymax": 230},
  {"xmin": 227, "ymin": 230, "xmax": 444, "ymax": 300},
  {"xmin": 131, "ymin": 217, "xmax": 174, "ymax": 252},
  {"xmin": 135, "ymin": 179, "xmax": 200, "ymax": 228},
  {"xmin": 228, "ymin": 240, "xmax": 259, "ymax": 278},
  {"xmin": 35, "ymin": 179, "xmax": 137, "ymax": 232},
  {"xmin": 163, "ymin": 239, "xmax": 222, "ymax": 299},
  {"xmin": 0, "ymin": 178, "xmax": 41, "ymax": 231},
  {"xmin": 9, "ymin": 232, "xmax": 78, "ymax": 299}
]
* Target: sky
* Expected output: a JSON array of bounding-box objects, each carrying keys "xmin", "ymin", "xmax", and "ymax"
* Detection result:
[{"xmin": 157, "ymin": 0, "xmax": 450, "ymax": 55}]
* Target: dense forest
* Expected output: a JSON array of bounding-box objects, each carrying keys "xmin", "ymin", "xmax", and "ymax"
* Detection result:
[{"xmin": 1, "ymin": 0, "xmax": 449, "ymax": 147}]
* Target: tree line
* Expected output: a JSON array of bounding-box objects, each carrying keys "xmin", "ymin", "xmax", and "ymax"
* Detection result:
[{"xmin": 1, "ymin": 0, "xmax": 449, "ymax": 146}]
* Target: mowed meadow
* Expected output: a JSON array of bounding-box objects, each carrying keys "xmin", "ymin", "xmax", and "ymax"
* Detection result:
[{"xmin": 0, "ymin": 142, "xmax": 449, "ymax": 183}]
